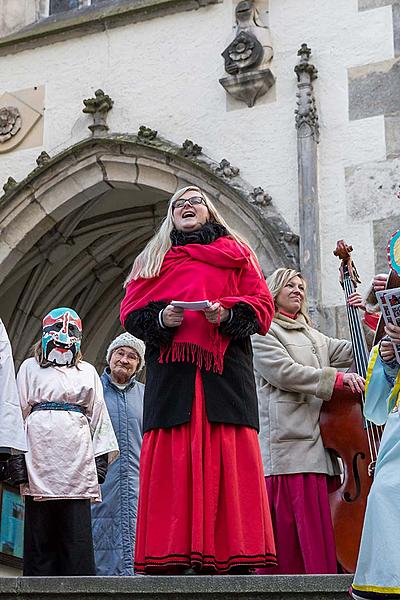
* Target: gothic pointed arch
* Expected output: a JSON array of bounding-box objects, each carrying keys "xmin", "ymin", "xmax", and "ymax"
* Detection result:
[{"xmin": 0, "ymin": 134, "xmax": 298, "ymax": 369}]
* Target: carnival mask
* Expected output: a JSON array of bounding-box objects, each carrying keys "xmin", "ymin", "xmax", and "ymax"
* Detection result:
[{"xmin": 42, "ymin": 307, "xmax": 82, "ymax": 366}]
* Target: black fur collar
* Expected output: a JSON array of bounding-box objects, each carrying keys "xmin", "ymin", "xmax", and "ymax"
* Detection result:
[{"xmin": 170, "ymin": 222, "xmax": 227, "ymax": 246}]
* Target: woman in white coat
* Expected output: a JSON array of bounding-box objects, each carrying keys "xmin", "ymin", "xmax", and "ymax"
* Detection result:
[
  {"xmin": 0, "ymin": 319, "xmax": 27, "ymax": 474},
  {"xmin": 252, "ymin": 268, "xmax": 365, "ymax": 574}
]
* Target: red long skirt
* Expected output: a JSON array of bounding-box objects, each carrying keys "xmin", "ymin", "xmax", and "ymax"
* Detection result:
[
  {"xmin": 134, "ymin": 369, "xmax": 277, "ymax": 574},
  {"xmin": 257, "ymin": 473, "xmax": 338, "ymax": 574}
]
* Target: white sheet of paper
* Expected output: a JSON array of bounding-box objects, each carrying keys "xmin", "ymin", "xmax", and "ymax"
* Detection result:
[{"xmin": 171, "ymin": 300, "xmax": 212, "ymax": 310}]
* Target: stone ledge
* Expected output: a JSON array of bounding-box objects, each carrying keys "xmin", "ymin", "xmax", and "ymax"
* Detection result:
[
  {"xmin": 0, "ymin": 575, "xmax": 353, "ymax": 600},
  {"xmin": 0, "ymin": 0, "xmax": 221, "ymax": 57}
]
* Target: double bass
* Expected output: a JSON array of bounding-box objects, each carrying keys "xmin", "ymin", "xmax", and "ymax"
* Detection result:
[{"xmin": 320, "ymin": 240, "xmax": 382, "ymax": 573}]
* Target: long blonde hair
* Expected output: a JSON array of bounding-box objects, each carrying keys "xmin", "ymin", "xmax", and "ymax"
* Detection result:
[
  {"xmin": 126, "ymin": 185, "xmax": 255, "ymax": 281},
  {"xmin": 267, "ymin": 268, "xmax": 311, "ymax": 323}
]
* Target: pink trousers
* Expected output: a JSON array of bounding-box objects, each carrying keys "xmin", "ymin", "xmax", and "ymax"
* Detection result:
[{"xmin": 257, "ymin": 473, "xmax": 338, "ymax": 574}]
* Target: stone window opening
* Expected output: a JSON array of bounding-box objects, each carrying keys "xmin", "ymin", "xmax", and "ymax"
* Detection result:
[{"xmin": 49, "ymin": 0, "xmax": 110, "ymax": 15}]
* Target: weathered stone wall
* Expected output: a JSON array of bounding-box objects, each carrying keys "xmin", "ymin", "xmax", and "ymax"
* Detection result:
[
  {"xmin": 0, "ymin": 0, "xmax": 397, "ymax": 324},
  {"xmin": 347, "ymin": 0, "xmax": 400, "ymax": 288},
  {"xmin": 0, "ymin": 1, "xmax": 47, "ymax": 38}
]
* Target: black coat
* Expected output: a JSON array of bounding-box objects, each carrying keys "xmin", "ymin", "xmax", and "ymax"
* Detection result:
[
  {"xmin": 140, "ymin": 332, "xmax": 259, "ymax": 433},
  {"xmin": 123, "ymin": 223, "xmax": 262, "ymax": 433}
]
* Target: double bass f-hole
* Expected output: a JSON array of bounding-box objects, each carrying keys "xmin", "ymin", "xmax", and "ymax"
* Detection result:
[{"xmin": 343, "ymin": 451, "xmax": 365, "ymax": 503}]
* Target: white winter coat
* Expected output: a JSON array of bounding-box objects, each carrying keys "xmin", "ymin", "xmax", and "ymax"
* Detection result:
[
  {"xmin": 252, "ymin": 313, "xmax": 353, "ymax": 476},
  {"xmin": 17, "ymin": 358, "xmax": 119, "ymax": 501}
]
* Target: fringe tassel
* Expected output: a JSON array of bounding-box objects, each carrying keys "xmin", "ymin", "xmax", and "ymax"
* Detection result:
[{"xmin": 159, "ymin": 342, "xmax": 224, "ymax": 374}]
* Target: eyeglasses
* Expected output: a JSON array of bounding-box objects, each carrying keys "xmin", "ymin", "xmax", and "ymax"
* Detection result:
[{"xmin": 171, "ymin": 196, "xmax": 206, "ymax": 210}]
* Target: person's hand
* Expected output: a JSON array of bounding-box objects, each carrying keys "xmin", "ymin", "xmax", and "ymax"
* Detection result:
[
  {"xmin": 385, "ymin": 323, "xmax": 400, "ymax": 345},
  {"xmin": 162, "ymin": 305, "xmax": 184, "ymax": 328},
  {"xmin": 347, "ymin": 292, "xmax": 365, "ymax": 311},
  {"xmin": 204, "ymin": 302, "xmax": 230, "ymax": 324},
  {"xmin": 343, "ymin": 372, "xmax": 365, "ymax": 393},
  {"xmin": 380, "ymin": 339, "xmax": 395, "ymax": 362},
  {"xmin": 372, "ymin": 273, "xmax": 388, "ymax": 293}
]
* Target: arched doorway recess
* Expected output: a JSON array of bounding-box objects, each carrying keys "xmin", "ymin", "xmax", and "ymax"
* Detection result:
[{"xmin": 0, "ymin": 135, "xmax": 298, "ymax": 368}]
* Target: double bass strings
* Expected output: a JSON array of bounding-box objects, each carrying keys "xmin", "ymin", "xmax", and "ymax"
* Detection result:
[{"xmin": 343, "ymin": 267, "xmax": 381, "ymax": 465}]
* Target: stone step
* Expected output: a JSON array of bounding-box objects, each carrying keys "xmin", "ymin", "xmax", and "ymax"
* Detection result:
[{"xmin": 0, "ymin": 574, "xmax": 353, "ymax": 600}]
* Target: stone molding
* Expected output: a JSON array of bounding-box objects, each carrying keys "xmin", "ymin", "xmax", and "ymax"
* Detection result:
[
  {"xmin": 0, "ymin": 134, "xmax": 298, "ymax": 287},
  {"xmin": 0, "ymin": 0, "xmax": 221, "ymax": 56},
  {"xmin": 0, "ymin": 133, "xmax": 298, "ymax": 366},
  {"xmin": 295, "ymin": 44, "xmax": 322, "ymax": 328}
]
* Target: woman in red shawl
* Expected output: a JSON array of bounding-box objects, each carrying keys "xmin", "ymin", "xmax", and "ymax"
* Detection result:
[{"xmin": 120, "ymin": 185, "xmax": 276, "ymax": 574}]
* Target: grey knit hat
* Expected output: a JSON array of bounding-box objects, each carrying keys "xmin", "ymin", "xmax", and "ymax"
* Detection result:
[{"xmin": 106, "ymin": 333, "xmax": 145, "ymax": 370}]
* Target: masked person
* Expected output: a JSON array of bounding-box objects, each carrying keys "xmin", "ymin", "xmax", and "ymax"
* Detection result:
[
  {"xmin": 0, "ymin": 319, "xmax": 27, "ymax": 478},
  {"xmin": 15, "ymin": 307, "xmax": 119, "ymax": 576},
  {"xmin": 91, "ymin": 332, "xmax": 145, "ymax": 576}
]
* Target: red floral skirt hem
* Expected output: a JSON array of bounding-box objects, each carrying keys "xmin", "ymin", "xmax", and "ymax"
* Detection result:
[{"xmin": 134, "ymin": 369, "xmax": 276, "ymax": 574}]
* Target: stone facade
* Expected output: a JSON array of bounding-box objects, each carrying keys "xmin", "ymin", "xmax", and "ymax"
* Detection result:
[
  {"xmin": 347, "ymin": 0, "xmax": 400, "ymax": 278},
  {"xmin": 0, "ymin": 0, "xmax": 398, "ymax": 351},
  {"xmin": 0, "ymin": 0, "xmax": 46, "ymax": 38}
]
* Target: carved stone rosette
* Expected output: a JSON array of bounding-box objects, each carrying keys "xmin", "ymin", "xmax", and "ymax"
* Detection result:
[
  {"xmin": 0, "ymin": 106, "xmax": 22, "ymax": 143},
  {"xmin": 219, "ymin": 0, "xmax": 275, "ymax": 107},
  {"xmin": 294, "ymin": 44, "xmax": 319, "ymax": 142}
]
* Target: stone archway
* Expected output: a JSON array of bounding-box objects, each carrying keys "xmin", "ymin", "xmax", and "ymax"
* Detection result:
[{"xmin": 0, "ymin": 134, "xmax": 298, "ymax": 369}]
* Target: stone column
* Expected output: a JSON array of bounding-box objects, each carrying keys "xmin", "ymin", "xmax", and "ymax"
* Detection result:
[{"xmin": 294, "ymin": 44, "xmax": 322, "ymax": 328}]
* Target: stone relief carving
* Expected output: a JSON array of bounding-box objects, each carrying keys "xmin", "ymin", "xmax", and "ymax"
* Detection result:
[
  {"xmin": 294, "ymin": 44, "xmax": 319, "ymax": 142},
  {"xmin": 3, "ymin": 176, "xmax": 17, "ymax": 194},
  {"xmin": 137, "ymin": 125, "xmax": 158, "ymax": 142},
  {"xmin": 181, "ymin": 139, "xmax": 202, "ymax": 158},
  {"xmin": 219, "ymin": 0, "xmax": 275, "ymax": 107},
  {"xmin": 36, "ymin": 151, "xmax": 51, "ymax": 167},
  {"xmin": 0, "ymin": 88, "xmax": 44, "ymax": 154},
  {"xmin": 249, "ymin": 186, "xmax": 272, "ymax": 206},
  {"xmin": 0, "ymin": 106, "xmax": 22, "ymax": 143},
  {"xmin": 222, "ymin": 31, "xmax": 264, "ymax": 75},
  {"xmin": 214, "ymin": 159, "xmax": 240, "ymax": 179},
  {"xmin": 82, "ymin": 89, "xmax": 114, "ymax": 135}
]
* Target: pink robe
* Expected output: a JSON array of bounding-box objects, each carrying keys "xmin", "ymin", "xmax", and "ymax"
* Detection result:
[{"xmin": 17, "ymin": 358, "xmax": 119, "ymax": 501}]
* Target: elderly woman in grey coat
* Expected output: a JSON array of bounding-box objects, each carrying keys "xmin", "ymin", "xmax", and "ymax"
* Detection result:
[
  {"xmin": 252, "ymin": 268, "xmax": 365, "ymax": 575},
  {"xmin": 91, "ymin": 333, "xmax": 145, "ymax": 576}
]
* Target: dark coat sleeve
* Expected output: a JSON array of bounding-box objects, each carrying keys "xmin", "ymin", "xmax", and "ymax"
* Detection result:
[
  {"xmin": 219, "ymin": 301, "xmax": 260, "ymax": 339},
  {"xmin": 124, "ymin": 301, "xmax": 176, "ymax": 347}
]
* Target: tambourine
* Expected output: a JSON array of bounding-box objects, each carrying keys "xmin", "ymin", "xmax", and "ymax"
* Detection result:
[{"xmin": 387, "ymin": 229, "xmax": 400, "ymax": 274}]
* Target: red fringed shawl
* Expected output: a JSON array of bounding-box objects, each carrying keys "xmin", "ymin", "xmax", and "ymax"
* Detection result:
[{"xmin": 120, "ymin": 237, "xmax": 274, "ymax": 373}]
